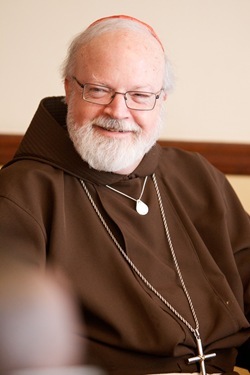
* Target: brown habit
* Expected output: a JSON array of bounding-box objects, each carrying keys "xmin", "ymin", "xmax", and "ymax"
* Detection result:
[{"xmin": 0, "ymin": 97, "xmax": 249, "ymax": 375}]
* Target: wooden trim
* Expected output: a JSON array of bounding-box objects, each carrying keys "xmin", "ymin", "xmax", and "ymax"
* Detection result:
[
  {"xmin": 0, "ymin": 134, "xmax": 23, "ymax": 166},
  {"xmin": 158, "ymin": 140, "xmax": 250, "ymax": 175},
  {"xmin": 1, "ymin": 134, "xmax": 250, "ymax": 175}
]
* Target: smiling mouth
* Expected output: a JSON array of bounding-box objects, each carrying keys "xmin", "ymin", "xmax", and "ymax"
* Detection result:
[
  {"xmin": 106, "ymin": 128, "xmax": 128, "ymax": 132},
  {"xmin": 94, "ymin": 125, "xmax": 132, "ymax": 133}
]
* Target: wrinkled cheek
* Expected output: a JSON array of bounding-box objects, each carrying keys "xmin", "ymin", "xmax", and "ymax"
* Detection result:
[
  {"xmin": 75, "ymin": 105, "xmax": 104, "ymax": 127},
  {"xmin": 73, "ymin": 109, "xmax": 87, "ymax": 125},
  {"xmin": 66, "ymin": 94, "xmax": 85, "ymax": 123}
]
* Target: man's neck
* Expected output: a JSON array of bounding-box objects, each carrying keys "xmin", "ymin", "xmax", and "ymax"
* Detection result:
[{"xmin": 114, "ymin": 158, "xmax": 142, "ymax": 175}]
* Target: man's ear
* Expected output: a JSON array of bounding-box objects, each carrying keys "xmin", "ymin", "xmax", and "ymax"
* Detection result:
[
  {"xmin": 64, "ymin": 78, "xmax": 70, "ymax": 104},
  {"xmin": 162, "ymin": 90, "xmax": 168, "ymax": 102}
]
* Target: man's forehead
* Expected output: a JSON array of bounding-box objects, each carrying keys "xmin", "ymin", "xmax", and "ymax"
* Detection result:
[{"xmin": 79, "ymin": 28, "xmax": 164, "ymax": 59}]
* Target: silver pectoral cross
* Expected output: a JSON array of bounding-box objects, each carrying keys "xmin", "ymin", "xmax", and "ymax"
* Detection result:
[{"xmin": 188, "ymin": 332, "xmax": 216, "ymax": 375}]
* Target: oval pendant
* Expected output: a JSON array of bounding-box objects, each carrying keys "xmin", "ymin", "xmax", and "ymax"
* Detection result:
[{"xmin": 136, "ymin": 200, "xmax": 149, "ymax": 215}]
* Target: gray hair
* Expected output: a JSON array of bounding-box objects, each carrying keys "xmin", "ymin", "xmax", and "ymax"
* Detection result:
[{"xmin": 61, "ymin": 18, "xmax": 174, "ymax": 93}]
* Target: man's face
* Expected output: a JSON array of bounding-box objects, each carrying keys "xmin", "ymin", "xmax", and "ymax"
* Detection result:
[{"xmin": 65, "ymin": 29, "xmax": 167, "ymax": 174}]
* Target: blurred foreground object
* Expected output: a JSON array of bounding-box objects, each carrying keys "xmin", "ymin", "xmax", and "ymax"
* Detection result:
[
  {"xmin": 11, "ymin": 366, "xmax": 106, "ymax": 375},
  {"xmin": 0, "ymin": 258, "xmax": 84, "ymax": 374}
]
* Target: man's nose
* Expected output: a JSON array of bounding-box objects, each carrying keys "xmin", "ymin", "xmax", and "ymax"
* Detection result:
[{"xmin": 103, "ymin": 92, "xmax": 130, "ymax": 118}]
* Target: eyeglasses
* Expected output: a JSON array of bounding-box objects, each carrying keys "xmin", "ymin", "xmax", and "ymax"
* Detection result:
[{"xmin": 72, "ymin": 76, "xmax": 163, "ymax": 111}]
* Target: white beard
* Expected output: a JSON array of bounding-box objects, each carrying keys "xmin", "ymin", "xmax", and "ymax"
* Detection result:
[{"xmin": 66, "ymin": 105, "xmax": 163, "ymax": 173}]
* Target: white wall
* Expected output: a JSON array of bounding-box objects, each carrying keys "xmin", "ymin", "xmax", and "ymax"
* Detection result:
[{"xmin": 1, "ymin": 0, "xmax": 250, "ymax": 143}]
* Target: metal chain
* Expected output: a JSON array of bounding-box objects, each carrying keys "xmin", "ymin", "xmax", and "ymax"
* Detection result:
[
  {"xmin": 106, "ymin": 175, "xmax": 148, "ymax": 202},
  {"xmin": 80, "ymin": 173, "xmax": 199, "ymax": 335}
]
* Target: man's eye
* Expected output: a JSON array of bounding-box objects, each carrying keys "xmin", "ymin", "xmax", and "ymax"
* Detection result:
[
  {"xmin": 130, "ymin": 92, "xmax": 152, "ymax": 101},
  {"xmin": 88, "ymin": 86, "xmax": 110, "ymax": 96}
]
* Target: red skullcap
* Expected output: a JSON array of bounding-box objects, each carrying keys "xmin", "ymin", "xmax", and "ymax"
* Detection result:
[{"xmin": 87, "ymin": 15, "xmax": 164, "ymax": 51}]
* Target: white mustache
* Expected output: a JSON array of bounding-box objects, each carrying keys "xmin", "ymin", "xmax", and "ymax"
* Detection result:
[{"xmin": 92, "ymin": 117, "xmax": 141, "ymax": 133}]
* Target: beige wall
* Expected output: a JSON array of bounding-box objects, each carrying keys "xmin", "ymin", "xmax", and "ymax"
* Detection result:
[
  {"xmin": 1, "ymin": 0, "xmax": 250, "ymax": 143},
  {"xmin": 227, "ymin": 176, "xmax": 250, "ymax": 214}
]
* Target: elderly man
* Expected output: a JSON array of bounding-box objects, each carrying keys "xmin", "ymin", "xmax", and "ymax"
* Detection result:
[{"xmin": 0, "ymin": 15, "xmax": 249, "ymax": 375}]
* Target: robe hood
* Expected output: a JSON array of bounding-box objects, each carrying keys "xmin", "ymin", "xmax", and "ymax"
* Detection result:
[{"xmin": 7, "ymin": 97, "xmax": 161, "ymax": 185}]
